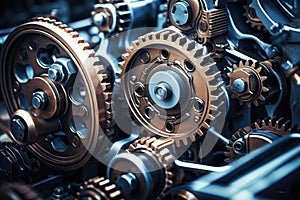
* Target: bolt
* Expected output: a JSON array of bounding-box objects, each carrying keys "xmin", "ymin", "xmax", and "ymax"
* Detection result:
[
  {"xmin": 93, "ymin": 13, "xmax": 106, "ymax": 26},
  {"xmin": 199, "ymin": 20, "xmax": 208, "ymax": 32},
  {"xmin": 233, "ymin": 78, "xmax": 247, "ymax": 93},
  {"xmin": 154, "ymin": 83, "xmax": 172, "ymax": 100},
  {"xmin": 116, "ymin": 173, "xmax": 137, "ymax": 196},
  {"xmin": 48, "ymin": 68, "xmax": 60, "ymax": 81},
  {"xmin": 233, "ymin": 140, "xmax": 244, "ymax": 152},
  {"xmin": 10, "ymin": 118, "xmax": 27, "ymax": 142},
  {"xmin": 140, "ymin": 51, "xmax": 151, "ymax": 64},
  {"xmin": 52, "ymin": 186, "xmax": 66, "ymax": 199},
  {"xmin": 32, "ymin": 91, "xmax": 48, "ymax": 109},
  {"xmin": 171, "ymin": 1, "xmax": 191, "ymax": 26}
]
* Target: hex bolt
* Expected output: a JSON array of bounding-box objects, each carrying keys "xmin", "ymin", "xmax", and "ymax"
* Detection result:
[
  {"xmin": 116, "ymin": 173, "xmax": 137, "ymax": 196},
  {"xmin": 171, "ymin": 1, "xmax": 191, "ymax": 26},
  {"xmin": 10, "ymin": 118, "xmax": 27, "ymax": 142},
  {"xmin": 48, "ymin": 68, "xmax": 60, "ymax": 81},
  {"xmin": 93, "ymin": 13, "xmax": 106, "ymax": 26},
  {"xmin": 233, "ymin": 140, "xmax": 244, "ymax": 152},
  {"xmin": 32, "ymin": 91, "xmax": 48, "ymax": 109},
  {"xmin": 233, "ymin": 78, "xmax": 247, "ymax": 93},
  {"xmin": 154, "ymin": 82, "xmax": 172, "ymax": 100}
]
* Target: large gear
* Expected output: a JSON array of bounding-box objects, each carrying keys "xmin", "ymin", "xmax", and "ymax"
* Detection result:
[
  {"xmin": 0, "ymin": 17, "xmax": 112, "ymax": 171},
  {"xmin": 76, "ymin": 177, "xmax": 123, "ymax": 200},
  {"xmin": 227, "ymin": 60, "xmax": 274, "ymax": 106},
  {"xmin": 118, "ymin": 28, "xmax": 224, "ymax": 146},
  {"xmin": 225, "ymin": 116, "xmax": 297, "ymax": 162}
]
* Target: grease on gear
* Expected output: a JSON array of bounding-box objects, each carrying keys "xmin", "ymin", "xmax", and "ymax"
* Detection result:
[
  {"xmin": 225, "ymin": 116, "xmax": 297, "ymax": 162},
  {"xmin": 0, "ymin": 17, "xmax": 113, "ymax": 171},
  {"xmin": 118, "ymin": 28, "xmax": 225, "ymax": 147}
]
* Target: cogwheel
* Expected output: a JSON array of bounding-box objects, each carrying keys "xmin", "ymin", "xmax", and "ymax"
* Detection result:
[
  {"xmin": 227, "ymin": 60, "xmax": 271, "ymax": 106},
  {"xmin": 76, "ymin": 177, "xmax": 124, "ymax": 200},
  {"xmin": 0, "ymin": 17, "xmax": 112, "ymax": 171},
  {"xmin": 225, "ymin": 116, "xmax": 297, "ymax": 162},
  {"xmin": 128, "ymin": 137, "xmax": 177, "ymax": 188},
  {"xmin": 92, "ymin": 0, "xmax": 131, "ymax": 34},
  {"xmin": 118, "ymin": 28, "xmax": 224, "ymax": 147},
  {"xmin": 243, "ymin": 1, "xmax": 266, "ymax": 32}
]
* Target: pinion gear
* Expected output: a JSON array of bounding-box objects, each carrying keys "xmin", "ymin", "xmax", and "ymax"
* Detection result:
[{"xmin": 118, "ymin": 28, "xmax": 224, "ymax": 146}]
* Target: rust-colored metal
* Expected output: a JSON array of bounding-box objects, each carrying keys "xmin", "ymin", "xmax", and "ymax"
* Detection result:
[{"xmin": 0, "ymin": 17, "xmax": 112, "ymax": 171}]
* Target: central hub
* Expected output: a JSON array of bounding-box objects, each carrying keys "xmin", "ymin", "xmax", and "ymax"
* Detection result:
[{"xmin": 148, "ymin": 70, "xmax": 185, "ymax": 109}]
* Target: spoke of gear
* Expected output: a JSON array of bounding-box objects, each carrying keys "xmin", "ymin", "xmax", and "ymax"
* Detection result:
[
  {"xmin": 227, "ymin": 60, "xmax": 272, "ymax": 106},
  {"xmin": 76, "ymin": 177, "xmax": 124, "ymax": 200},
  {"xmin": 0, "ymin": 17, "xmax": 113, "ymax": 171},
  {"xmin": 118, "ymin": 28, "xmax": 225, "ymax": 147},
  {"xmin": 225, "ymin": 116, "xmax": 297, "ymax": 162}
]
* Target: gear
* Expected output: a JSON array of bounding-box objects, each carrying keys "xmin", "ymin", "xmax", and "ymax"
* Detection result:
[
  {"xmin": 107, "ymin": 137, "xmax": 181, "ymax": 199},
  {"xmin": 91, "ymin": 0, "xmax": 131, "ymax": 34},
  {"xmin": 225, "ymin": 116, "xmax": 297, "ymax": 162},
  {"xmin": 243, "ymin": 1, "xmax": 266, "ymax": 32},
  {"xmin": 227, "ymin": 60, "xmax": 273, "ymax": 106},
  {"xmin": 118, "ymin": 28, "xmax": 224, "ymax": 146},
  {"xmin": 0, "ymin": 17, "xmax": 113, "ymax": 171},
  {"xmin": 76, "ymin": 177, "xmax": 123, "ymax": 200}
]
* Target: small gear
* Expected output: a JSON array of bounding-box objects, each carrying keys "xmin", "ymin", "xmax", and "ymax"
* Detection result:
[
  {"xmin": 118, "ymin": 28, "xmax": 224, "ymax": 146},
  {"xmin": 0, "ymin": 17, "xmax": 113, "ymax": 171},
  {"xmin": 91, "ymin": 0, "xmax": 131, "ymax": 34},
  {"xmin": 225, "ymin": 116, "xmax": 297, "ymax": 162},
  {"xmin": 243, "ymin": 1, "xmax": 266, "ymax": 32},
  {"xmin": 76, "ymin": 177, "xmax": 124, "ymax": 200},
  {"xmin": 227, "ymin": 60, "xmax": 271, "ymax": 106},
  {"xmin": 128, "ymin": 136, "xmax": 177, "ymax": 188}
]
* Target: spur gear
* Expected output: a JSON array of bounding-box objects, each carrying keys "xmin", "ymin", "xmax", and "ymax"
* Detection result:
[
  {"xmin": 118, "ymin": 28, "xmax": 224, "ymax": 146},
  {"xmin": 243, "ymin": 0, "xmax": 265, "ymax": 32},
  {"xmin": 0, "ymin": 17, "xmax": 112, "ymax": 171},
  {"xmin": 225, "ymin": 116, "xmax": 297, "ymax": 162},
  {"xmin": 107, "ymin": 137, "xmax": 180, "ymax": 200},
  {"xmin": 76, "ymin": 177, "xmax": 123, "ymax": 200},
  {"xmin": 227, "ymin": 60, "xmax": 278, "ymax": 106}
]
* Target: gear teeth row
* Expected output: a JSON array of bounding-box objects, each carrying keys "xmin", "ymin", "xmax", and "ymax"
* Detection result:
[
  {"xmin": 242, "ymin": 3, "xmax": 266, "ymax": 32},
  {"xmin": 118, "ymin": 28, "xmax": 224, "ymax": 146},
  {"xmin": 128, "ymin": 136, "xmax": 176, "ymax": 187},
  {"xmin": 225, "ymin": 116, "xmax": 297, "ymax": 162},
  {"xmin": 77, "ymin": 177, "xmax": 124, "ymax": 200}
]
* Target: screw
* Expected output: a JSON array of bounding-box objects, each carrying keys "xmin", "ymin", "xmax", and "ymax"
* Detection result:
[
  {"xmin": 154, "ymin": 83, "xmax": 172, "ymax": 100},
  {"xmin": 32, "ymin": 91, "xmax": 48, "ymax": 109},
  {"xmin": 171, "ymin": 1, "xmax": 191, "ymax": 26},
  {"xmin": 48, "ymin": 68, "xmax": 60, "ymax": 81},
  {"xmin": 233, "ymin": 78, "xmax": 247, "ymax": 93},
  {"xmin": 116, "ymin": 173, "xmax": 137, "ymax": 196},
  {"xmin": 10, "ymin": 118, "xmax": 27, "ymax": 142}
]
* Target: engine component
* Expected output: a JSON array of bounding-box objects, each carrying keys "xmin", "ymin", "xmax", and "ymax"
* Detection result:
[
  {"xmin": 118, "ymin": 28, "xmax": 224, "ymax": 146},
  {"xmin": 225, "ymin": 116, "xmax": 297, "ymax": 162},
  {"xmin": 76, "ymin": 177, "xmax": 123, "ymax": 200},
  {"xmin": 107, "ymin": 137, "xmax": 178, "ymax": 200},
  {"xmin": 0, "ymin": 183, "xmax": 41, "ymax": 200},
  {"xmin": 227, "ymin": 60, "xmax": 279, "ymax": 106},
  {"xmin": 243, "ymin": 0, "xmax": 265, "ymax": 32},
  {"xmin": 165, "ymin": 133, "xmax": 300, "ymax": 199},
  {"xmin": 167, "ymin": 0, "xmax": 228, "ymax": 42},
  {"xmin": 0, "ymin": 17, "xmax": 112, "ymax": 171},
  {"xmin": 91, "ymin": 0, "xmax": 161, "ymax": 35}
]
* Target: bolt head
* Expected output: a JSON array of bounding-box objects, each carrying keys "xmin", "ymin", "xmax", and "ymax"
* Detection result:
[
  {"xmin": 32, "ymin": 91, "xmax": 48, "ymax": 109},
  {"xmin": 48, "ymin": 68, "xmax": 59, "ymax": 81},
  {"xmin": 171, "ymin": 1, "xmax": 190, "ymax": 26},
  {"xmin": 10, "ymin": 118, "xmax": 27, "ymax": 142},
  {"xmin": 233, "ymin": 78, "xmax": 247, "ymax": 93},
  {"xmin": 154, "ymin": 83, "xmax": 172, "ymax": 100}
]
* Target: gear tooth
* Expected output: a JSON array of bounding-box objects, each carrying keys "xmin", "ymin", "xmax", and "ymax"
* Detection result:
[
  {"xmin": 262, "ymin": 86, "xmax": 269, "ymax": 92},
  {"xmin": 253, "ymin": 100, "xmax": 259, "ymax": 106},
  {"xmin": 202, "ymin": 122, "xmax": 210, "ymax": 129},
  {"xmin": 256, "ymin": 66, "xmax": 262, "ymax": 73},
  {"xmin": 132, "ymin": 41, "xmax": 139, "ymax": 49},
  {"xmin": 227, "ymin": 72, "xmax": 232, "ymax": 78},
  {"xmin": 209, "ymin": 104, "xmax": 218, "ymax": 111},
  {"xmin": 207, "ymin": 114, "xmax": 215, "ymax": 121},
  {"xmin": 254, "ymin": 122, "xmax": 261, "ymax": 129},
  {"xmin": 193, "ymin": 48, "xmax": 205, "ymax": 59},
  {"xmin": 121, "ymin": 53, "xmax": 129, "ymax": 61},
  {"xmin": 258, "ymin": 95, "xmax": 265, "ymax": 101},
  {"xmin": 126, "ymin": 47, "xmax": 133, "ymax": 53},
  {"xmin": 239, "ymin": 60, "xmax": 244, "ymax": 67},
  {"xmin": 261, "ymin": 76, "xmax": 268, "ymax": 82},
  {"xmin": 233, "ymin": 64, "xmax": 238, "ymax": 70},
  {"xmin": 176, "ymin": 36, "xmax": 187, "ymax": 46},
  {"xmin": 118, "ymin": 61, "xmax": 126, "ymax": 70},
  {"xmin": 184, "ymin": 41, "xmax": 196, "ymax": 51},
  {"xmin": 197, "ymin": 128, "xmax": 204, "ymax": 136},
  {"xmin": 169, "ymin": 32, "xmax": 180, "ymax": 42}
]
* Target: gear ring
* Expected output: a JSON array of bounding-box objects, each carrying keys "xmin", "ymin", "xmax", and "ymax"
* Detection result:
[
  {"xmin": 225, "ymin": 116, "xmax": 297, "ymax": 162},
  {"xmin": 227, "ymin": 60, "xmax": 272, "ymax": 106},
  {"xmin": 118, "ymin": 28, "xmax": 224, "ymax": 146},
  {"xmin": 0, "ymin": 17, "xmax": 112, "ymax": 171},
  {"xmin": 243, "ymin": 1, "xmax": 266, "ymax": 32},
  {"xmin": 76, "ymin": 177, "xmax": 123, "ymax": 200}
]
